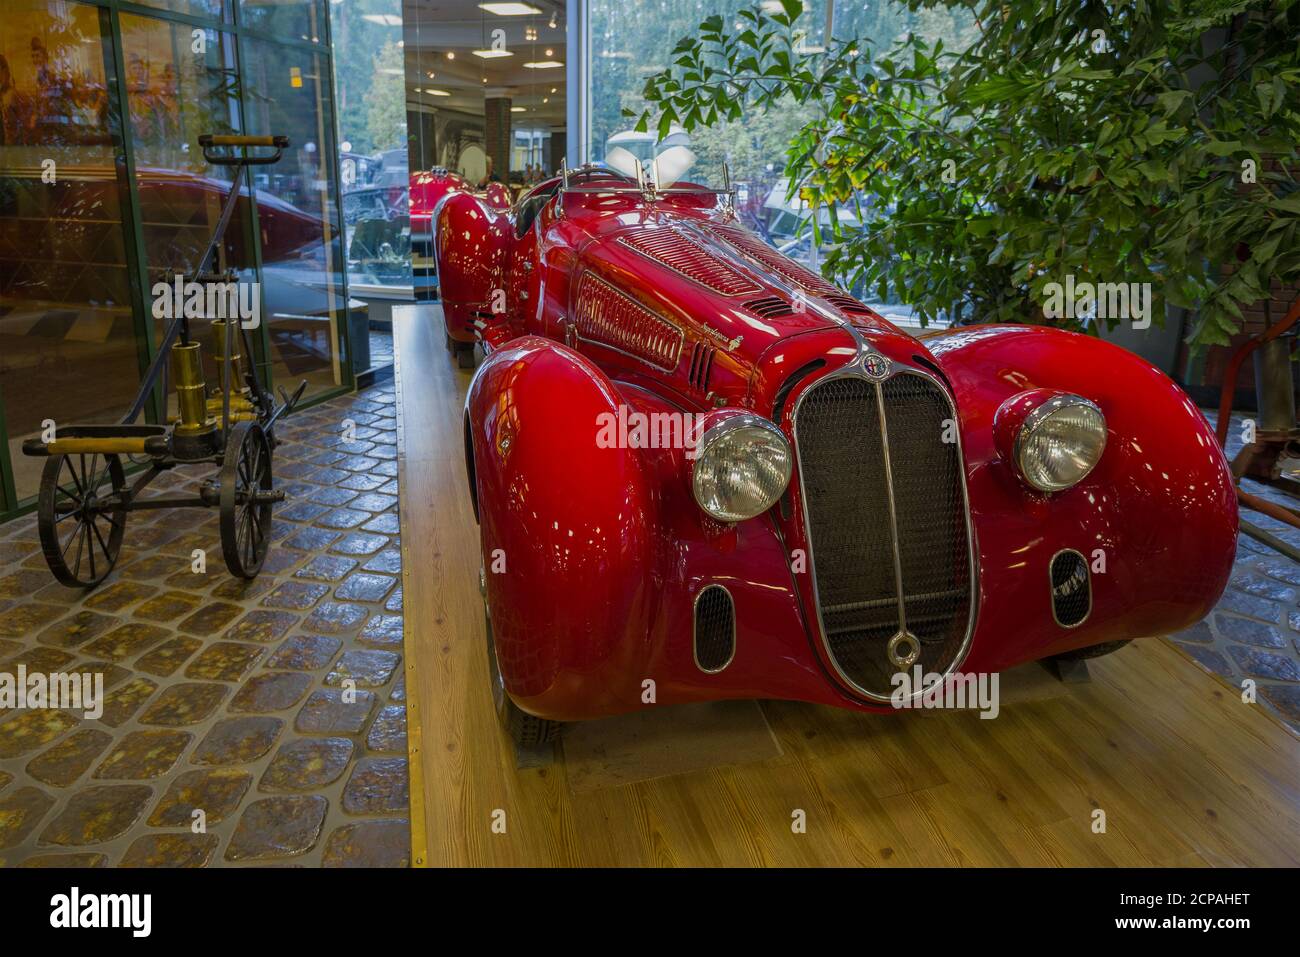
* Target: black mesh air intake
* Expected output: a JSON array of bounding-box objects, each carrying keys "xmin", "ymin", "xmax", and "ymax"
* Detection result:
[
  {"xmin": 793, "ymin": 371, "xmax": 974, "ymax": 698},
  {"xmin": 694, "ymin": 585, "xmax": 735, "ymax": 672},
  {"xmin": 1050, "ymin": 550, "xmax": 1091, "ymax": 627}
]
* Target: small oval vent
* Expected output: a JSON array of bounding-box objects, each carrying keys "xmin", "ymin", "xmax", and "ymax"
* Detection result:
[
  {"xmin": 1050, "ymin": 550, "xmax": 1091, "ymax": 628},
  {"xmin": 694, "ymin": 585, "xmax": 736, "ymax": 673}
]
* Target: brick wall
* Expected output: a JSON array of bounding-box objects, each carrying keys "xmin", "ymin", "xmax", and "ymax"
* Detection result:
[{"xmin": 484, "ymin": 96, "xmax": 511, "ymax": 181}]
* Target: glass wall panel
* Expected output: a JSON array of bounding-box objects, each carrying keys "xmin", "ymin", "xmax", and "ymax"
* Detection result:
[
  {"xmin": 0, "ymin": 0, "xmax": 140, "ymax": 501},
  {"xmin": 588, "ymin": 0, "xmax": 976, "ymax": 319},
  {"xmin": 120, "ymin": 12, "xmax": 245, "ymax": 421},
  {"xmin": 131, "ymin": 0, "xmax": 227, "ymax": 21},
  {"xmin": 238, "ymin": 0, "xmax": 326, "ymax": 42},
  {"xmin": 240, "ymin": 34, "xmax": 349, "ymax": 397},
  {"xmin": 403, "ymin": 0, "xmax": 566, "ymax": 300}
]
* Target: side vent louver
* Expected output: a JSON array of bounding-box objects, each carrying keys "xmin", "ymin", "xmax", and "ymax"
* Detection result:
[
  {"xmin": 744, "ymin": 296, "xmax": 794, "ymax": 319},
  {"xmin": 694, "ymin": 585, "xmax": 735, "ymax": 673},
  {"xmin": 1050, "ymin": 550, "xmax": 1091, "ymax": 628},
  {"xmin": 688, "ymin": 341, "xmax": 716, "ymax": 393}
]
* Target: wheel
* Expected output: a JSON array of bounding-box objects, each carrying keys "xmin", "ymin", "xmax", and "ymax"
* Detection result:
[
  {"xmin": 1050, "ymin": 639, "xmax": 1132, "ymax": 662},
  {"xmin": 456, "ymin": 341, "xmax": 476, "ymax": 369},
  {"xmin": 484, "ymin": 591, "xmax": 561, "ymax": 748},
  {"xmin": 220, "ymin": 421, "xmax": 273, "ymax": 579},
  {"xmin": 37, "ymin": 453, "xmax": 127, "ymax": 588}
]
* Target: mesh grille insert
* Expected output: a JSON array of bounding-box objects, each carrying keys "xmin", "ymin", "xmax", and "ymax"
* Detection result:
[
  {"xmin": 794, "ymin": 372, "xmax": 973, "ymax": 698},
  {"xmin": 694, "ymin": 585, "xmax": 735, "ymax": 672},
  {"xmin": 1050, "ymin": 551, "xmax": 1091, "ymax": 627}
]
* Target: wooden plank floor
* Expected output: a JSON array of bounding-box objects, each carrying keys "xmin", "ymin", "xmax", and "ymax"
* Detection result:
[{"xmin": 395, "ymin": 307, "xmax": 1300, "ymax": 867}]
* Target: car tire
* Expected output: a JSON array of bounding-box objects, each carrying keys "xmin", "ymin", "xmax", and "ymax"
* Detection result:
[
  {"xmin": 483, "ymin": 599, "xmax": 561, "ymax": 748},
  {"xmin": 1050, "ymin": 639, "xmax": 1132, "ymax": 662}
]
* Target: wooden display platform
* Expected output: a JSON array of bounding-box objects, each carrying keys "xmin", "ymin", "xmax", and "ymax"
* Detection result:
[{"xmin": 395, "ymin": 306, "xmax": 1300, "ymax": 867}]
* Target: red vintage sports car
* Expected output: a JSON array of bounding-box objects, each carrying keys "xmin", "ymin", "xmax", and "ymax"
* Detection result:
[
  {"xmin": 435, "ymin": 163, "xmax": 1238, "ymax": 746},
  {"xmin": 411, "ymin": 168, "xmax": 511, "ymax": 321}
]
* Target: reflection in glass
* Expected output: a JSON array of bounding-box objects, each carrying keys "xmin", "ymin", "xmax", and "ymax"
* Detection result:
[
  {"xmin": 0, "ymin": 0, "xmax": 140, "ymax": 501},
  {"xmin": 241, "ymin": 35, "xmax": 348, "ymax": 399},
  {"xmin": 588, "ymin": 0, "xmax": 975, "ymax": 316}
]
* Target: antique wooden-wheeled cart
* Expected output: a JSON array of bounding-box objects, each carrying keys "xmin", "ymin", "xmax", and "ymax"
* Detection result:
[{"xmin": 21, "ymin": 134, "xmax": 305, "ymax": 588}]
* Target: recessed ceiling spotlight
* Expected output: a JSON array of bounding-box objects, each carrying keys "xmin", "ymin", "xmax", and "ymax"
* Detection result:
[
  {"xmin": 446, "ymin": 51, "xmax": 455, "ymax": 59},
  {"xmin": 544, "ymin": 48, "xmax": 553, "ymax": 56},
  {"xmin": 478, "ymin": 2, "xmax": 543, "ymax": 15},
  {"xmin": 549, "ymin": 11, "xmax": 557, "ymax": 28}
]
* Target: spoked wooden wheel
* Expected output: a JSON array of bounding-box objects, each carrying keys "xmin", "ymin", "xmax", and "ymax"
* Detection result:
[
  {"xmin": 37, "ymin": 452, "xmax": 128, "ymax": 588},
  {"xmin": 220, "ymin": 421, "xmax": 273, "ymax": 579}
]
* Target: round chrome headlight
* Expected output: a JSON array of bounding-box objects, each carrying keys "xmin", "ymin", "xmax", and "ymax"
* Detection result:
[
  {"xmin": 1014, "ymin": 395, "xmax": 1107, "ymax": 491},
  {"xmin": 691, "ymin": 414, "xmax": 792, "ymax": 522}
]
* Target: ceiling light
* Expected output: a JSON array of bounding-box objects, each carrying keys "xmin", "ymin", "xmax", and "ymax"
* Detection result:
[
  {"xmin": 549, "ymin": 11, "xmax": 558, "ymax": 28},
  {"xmin": 423, "ymin": 88, "xmax": 451, "ymax": 96},
  {"xmin": 446, "ymin": 51, "xmax": 455, "ymax": 59},
  {"xmin": 544, "ymin": 48, "xmax": 553, "ymax": 56},
  {"xmin": 522, "ymin": 60, "xmax": 563, "ymax": 69},
  {"xmin": 478, "ymin": 2, "xmax": 542, "ymax": 15},
  {"xmin": 361, "ymin": 14, "xmax": 402, "ymax": 26},
  {"xmin": 511, "ymin": 106, "xmax": 526, "ymax": 113},
  {"xmin": 472, "ymin": 48, "xmax": 515, "ymax": 59}
]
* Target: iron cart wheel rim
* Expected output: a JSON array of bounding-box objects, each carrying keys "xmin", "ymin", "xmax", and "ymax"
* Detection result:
[
  {"xmin": 37, "ymin": 452, "xmax": 128, "ymax": 588},
  {"xmin": 220, "ymin": 421, "xmax": 273, "ymax": 579}
]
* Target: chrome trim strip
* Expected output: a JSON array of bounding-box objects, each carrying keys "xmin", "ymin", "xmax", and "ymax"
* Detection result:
[
  {"xmin": 1049, "ymin": 548, "xmax": 1093, "ymax": 629},
  {"xmin": 693, "ymin": 583, "xmax": 736, "ymax": 674},
  {"xmin": 872, "ymin": 378, "xmax": 909, "ymax": 636},
  {"xmin": 791, "ymin": 366, "xmax": 980, "ymax": 704}
]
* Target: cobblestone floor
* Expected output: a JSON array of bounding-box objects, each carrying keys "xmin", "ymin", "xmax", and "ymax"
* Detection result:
[
  {"xmin": 1167, "ymin": 412, "xmax": 1300, "ymax": 735},
  {"xmin": 0, "ymin": 384, "xmax": 410, "ymax": 866}
]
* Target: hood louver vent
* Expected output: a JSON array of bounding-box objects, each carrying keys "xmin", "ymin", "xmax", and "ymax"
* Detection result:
[
  {"xmin": 825, "ymin": 294, "xmax": 874, "ymax": 315},
  {"xmin": 700, "ymin": 222, "xmax": 844, "ymax": 299},
  {"xmin": 619, "ymin": 228, "xmax": 763, "ymax": 297},
  {"xmin": 688, "ymin": 341, "xmax": 716, "ymax": 392},
  {"xmin": 744, "ymin": 296, "xmax": 794, "ymax": 319}
]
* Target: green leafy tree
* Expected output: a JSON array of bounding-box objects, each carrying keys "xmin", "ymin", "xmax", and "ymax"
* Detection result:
[
  {"xmin": 635, "ymin": 0, "xmax": 1300, "ymax": 342},
  {"xmin": 364, "ymin": 41, "xmax": 407, "ymax": 154}
]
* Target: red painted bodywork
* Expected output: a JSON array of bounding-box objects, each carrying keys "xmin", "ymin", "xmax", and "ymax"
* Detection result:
[
  {"xmin": 437, "ymin": 171, "xmax": 1238, "ymax": 721},
  {"xmin": 409, "ymin": 169, "xmax": 509, "ymax": 243}
]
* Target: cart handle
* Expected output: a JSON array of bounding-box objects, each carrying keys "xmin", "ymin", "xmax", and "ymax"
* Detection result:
[{"xmin": 199, "ymin": 133, "xmax": 290, "ymax": 167}]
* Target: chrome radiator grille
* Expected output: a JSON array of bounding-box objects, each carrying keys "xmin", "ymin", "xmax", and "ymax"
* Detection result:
[{"xmin": 793, "ymin": 372, "xmax": 974, "ymax": 699}]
